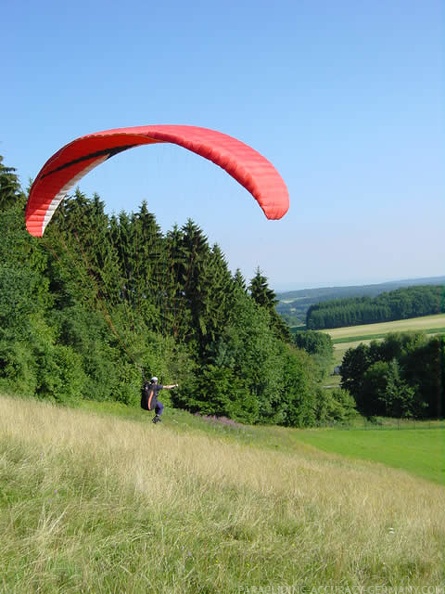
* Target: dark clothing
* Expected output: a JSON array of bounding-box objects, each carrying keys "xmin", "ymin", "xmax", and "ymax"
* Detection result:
[{"xmin": 141, "ymin": 383, "xmax": 164, "ymax": 412}]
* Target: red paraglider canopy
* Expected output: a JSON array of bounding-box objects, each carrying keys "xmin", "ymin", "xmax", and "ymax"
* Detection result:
[{"xmin": 25, "ymin": 125, "xmax": 290, "ymax": 237}]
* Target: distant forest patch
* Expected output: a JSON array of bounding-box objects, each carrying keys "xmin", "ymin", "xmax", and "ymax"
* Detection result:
[
  {"xmin": 306, "ymin": 285, "xmax": 445, "ymax": 330},
  {"xmin": 277, "ymin": 277, "xmax": 445, "ymax": 328}
]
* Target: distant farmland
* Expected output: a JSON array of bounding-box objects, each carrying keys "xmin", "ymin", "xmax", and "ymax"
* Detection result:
[
  {"xmin": 323, "ymin": 313, "xmax": 445, "ymax": 368},
  {"xmin": 277, "ymin": 276, "xmax": 445, "ymax": 327}
]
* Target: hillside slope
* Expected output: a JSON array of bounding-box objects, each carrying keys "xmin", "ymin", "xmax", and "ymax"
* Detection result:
[{"xmin": 1, "ymin": 395, "xmax": 444, "ymax": 592}]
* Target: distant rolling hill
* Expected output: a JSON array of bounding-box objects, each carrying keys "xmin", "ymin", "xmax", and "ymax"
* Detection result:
[{"xmin": 277, "ymin": 276, "xmax": 445, "ymax": 327}]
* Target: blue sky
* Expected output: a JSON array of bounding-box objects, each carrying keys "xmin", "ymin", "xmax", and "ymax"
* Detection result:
[{"xmin": 2, "ymin": 0, "xmax": 443, "ymax": 291}]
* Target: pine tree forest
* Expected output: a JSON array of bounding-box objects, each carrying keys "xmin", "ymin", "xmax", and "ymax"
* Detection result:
[
  {"xmin": 1, "ymin": 155, "xmax": 359, "ymax": 427},
  {"xmin": 3, "ymin": 155, "xmax": 442, "ymax": 424}
]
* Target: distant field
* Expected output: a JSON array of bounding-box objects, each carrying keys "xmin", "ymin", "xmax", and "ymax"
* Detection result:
[
  {"xmin": 321, "ymin": 314, "xmax": 445, "ymax": 368},
  {"xmin": 325, "ymin": 313, "xmax": 445, "ymax": 342}
]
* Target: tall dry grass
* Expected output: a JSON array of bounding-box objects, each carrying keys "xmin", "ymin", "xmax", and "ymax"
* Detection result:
[{"xmin": 1, "ymin": 395, "xmax": 444, "ymax": 593}]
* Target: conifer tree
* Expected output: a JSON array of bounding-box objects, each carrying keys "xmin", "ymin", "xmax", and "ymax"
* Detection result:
[
  {"xmin": 249, "ymin": 268, "xmax": 291, "ymax": 342},
  {"xmin": 0, "ymin": 156, "xmax": 25, "ymax": 210}
]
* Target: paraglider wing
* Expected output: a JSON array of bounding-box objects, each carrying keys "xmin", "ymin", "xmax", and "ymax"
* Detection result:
[{"xmin": 25, "ymin": 125, "xmax": 289, "ymax": 237}]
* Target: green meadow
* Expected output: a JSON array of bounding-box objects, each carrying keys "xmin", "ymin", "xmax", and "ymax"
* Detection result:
[
  {"xmin": 326, "ymin": 313, "xmax": 445, "ymax": 342},
  {"xmin": 325, "ymin": 313, "xmax": 445, "ymax": 367},
  {"xmin": 1, "ymin": 395, "xmax": 444, "ymax": 593},
  {"xmin": 295, "ymin": 424, "xmax": 444, "ymax": 485}
]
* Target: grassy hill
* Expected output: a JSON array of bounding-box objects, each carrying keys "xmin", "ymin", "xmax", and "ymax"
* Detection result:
[{"xmin": 1, "ymin": 394, "xmax": 444, "ymax": 592}]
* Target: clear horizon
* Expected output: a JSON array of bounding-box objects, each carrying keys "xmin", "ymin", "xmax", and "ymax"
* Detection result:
[
  {"xmin": 2, "ymin": 0, "xmax": 443, "ymax": 288},
  {"xmin": 274, "ymin": 273, "xmax": 445, "ymax": 294}
]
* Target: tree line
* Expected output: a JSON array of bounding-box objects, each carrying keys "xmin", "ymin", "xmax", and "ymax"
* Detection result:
[
  {"xmin": 340, "ymin": 332, "xmax": 444, "ymax": 419},
  {"xmin": 306, "ymin": 286, "xmax": 445, "ymax": 329},
  {"xmin": 0, "ymin": 154, "xmax": 356, "ymax": 427},
  {"xmin": 277, "ymin": 277, "xmax": 445, "ymax": 329}
]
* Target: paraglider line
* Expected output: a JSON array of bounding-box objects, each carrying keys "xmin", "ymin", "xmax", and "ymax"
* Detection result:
[{"xmin": 39, "ymin": 146, "xmax": 136, "ymax": 179}]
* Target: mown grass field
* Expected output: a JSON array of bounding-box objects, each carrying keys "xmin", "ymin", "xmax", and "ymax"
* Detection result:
[
  {"xmin": 1, "ymin": 394, "xmax": 444, "ymax": 593},
  {"xmin": 294, "ymin": 425, "xmax": 444, "ymax": 485},
  {"xmin": 326, "ymin": 313, "xmax": 445, "ymax": 342},
  {"xmin": 322, "ymin": 313, "xmax": 445, "ymax": 371}
]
